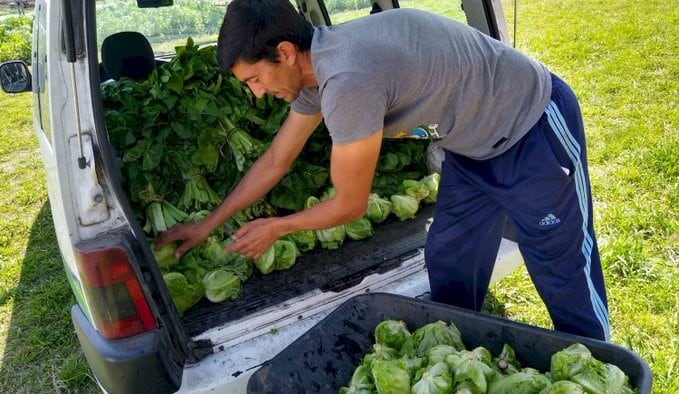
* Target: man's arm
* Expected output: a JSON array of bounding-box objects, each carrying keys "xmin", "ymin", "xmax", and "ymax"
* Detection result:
[
  {"xmin": 228, "ymin": 129, "xmax": 383, "ymax": 258},
  {"xmin": 156, "ymin": 109, "xmax": 323, "ymax": 258}
]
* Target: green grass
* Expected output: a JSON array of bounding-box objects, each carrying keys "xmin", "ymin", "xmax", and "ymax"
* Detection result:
[
  {"xmin": 1, "ymin": 0, "xmax": 677, "ymax": 392},
  {"xmin": 0, "ymin": 91, "xmax": 96, "ymax": 392},
  {"xmin": 489, "ymin": 0, "xmax": 679, "ymax": 392}
]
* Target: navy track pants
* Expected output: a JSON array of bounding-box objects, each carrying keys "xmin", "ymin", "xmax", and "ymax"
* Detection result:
[{"xmin": 424, "ymin": 74, "xmax": 610, "ymax": 341}]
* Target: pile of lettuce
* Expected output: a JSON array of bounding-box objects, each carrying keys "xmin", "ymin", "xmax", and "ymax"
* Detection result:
[
  {"xmin": 102, "ymin": 38, "xmax": 440, "ymax": 315},
  {"xmin": 339, "ymin": 319, "xmax": 636, "ymax": 394}
]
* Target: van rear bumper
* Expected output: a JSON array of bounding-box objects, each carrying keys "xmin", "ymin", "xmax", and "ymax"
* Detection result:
[{"xmin": 71, "ymin": 305, "xmax": 178, "ymax": 394}]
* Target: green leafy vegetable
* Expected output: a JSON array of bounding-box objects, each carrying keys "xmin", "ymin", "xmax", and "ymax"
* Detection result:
[
  {"xmin": 427, "ymin": 344, "xmax": 459, "ymax": 366},
  {"xmin": 163, "ymin": 272, "xmax": 204, "ymax": 316},
  {"xmin": 198, "ymin": 237, "xmax": 254, "ymax": 280},
  {"xmin": 338, "ymin": 365, "xmax": 375, "ymax": 394},
  {"xmin": 374, "ymin": 319, "xmax": 411, "ymax": 350},
  {"xmin": 345, "ymin": 217, "xmax": 374, "ymax": 241},
  {"xmin": 254, "ymin": 239, "xmax": 299, "ymax": 274},
  {"xmin": 366, "ymin": 193, "xmax": 393, "ymax": 224},
  {"xmin": 411, "ymin": 361, "xmax": 453, "ymax": 394},
  {"xmin": 390, "ymin": 194, "xmax": 420, "ymax": 221},
  {"xmin": 284, "ymin": 230, "xmax": 317, "ymax": 253},
  {"xmin": 371, "ymin": 360, "xmax": 410, "ymax": 394},
  {"xmin": 202, "ymin": 269, "xmax": 242, "ymax": 302},
  {"xmin": 550, "ymin": 343, "xmax": 594, "ymax": 381},
  {"xmin": 152, "ymin": 241, "xmax": 178, "ymax": 269},
  {"xmin": 362, "ymin": 344, "xmax": 400, "ymax": 368},
  {"xmin": 271, "ymin": 163, "xmax": 329, "ymax": 211},
  {"xmin": 539, "ymin": 380, "xmax": 585, "ymax": 393},
  {"xmin": 420, "ymin": 172, "xmax": 440, "ymax": 203},
  {"xmin": 254, "ymin": 244, "xmax": 276, "ymax": 275},
  {"xmin": 487, "ymin": 371, "xmax": 551, "ymax": 394},
  {"xmin": 401, "ymin": 320, "xmax": 465, "ymax": 357},
  {"xmin": 340, "ymin": 320, "xmax": 637, "ymax": 394},
  {"xmin": 179, "ymin": 170, "xmax": 221, "ymax": 210},
  {"xmin": 399, "ymin": 354, "xmax": 426, "ymax": 381},
  {"xmin": 272, "ymin": 239, "xmax": 299, "ymax": 270},
  {"xmin": 145, "ymin": 200, "xmax": 189, "ymax": 235},
  {"xmin": 570, "ymin": 358, "xmax": 630, "ymax": 394},
  {"xmin": 316, "ymin": 225, "xmax": 347, "ymax": 249},
  {"xmin": 219, "ymin": 118, "xmax": 265, "ymax": 172},
  {"xmin": 453, "ymin": 359, "xmax": 490, "ymax": 394},
  {"xmin": 377, "ymin": 151, "xmax": 411, "ymax": 173},
  {"xmin": 493, "ymin": 343, "xmax": 522, "ymax": 376},
  {"xmin": 401, "ymin": 179, "xmax": 430, "ymax": 202},
  {"xmin": 449, "ymin": 349, "xmax": 499, "ymax": 393}
]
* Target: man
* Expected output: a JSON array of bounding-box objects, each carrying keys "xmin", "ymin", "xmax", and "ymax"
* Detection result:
[{"xmin": 156, "ymin": 0, "xmax": 610, "ymax": 341}]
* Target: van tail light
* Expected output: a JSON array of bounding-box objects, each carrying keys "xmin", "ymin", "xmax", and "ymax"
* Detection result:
[{"xmin": 75, "ymin": 245, "xmax": 157, "ymax": 339}]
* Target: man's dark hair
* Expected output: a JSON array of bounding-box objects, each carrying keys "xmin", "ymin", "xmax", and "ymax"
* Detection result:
[{"xmin": 217, "ymin": 0, "xmax": 314, "ymax": 74}]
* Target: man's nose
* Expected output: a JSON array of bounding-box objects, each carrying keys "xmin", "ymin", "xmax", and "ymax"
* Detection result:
[{"xmin": 248, "ymin": 82, "xmax": 266, "ymax": 99}]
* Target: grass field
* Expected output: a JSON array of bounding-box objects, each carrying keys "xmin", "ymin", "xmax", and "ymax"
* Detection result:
[
  {"xmin": 493, "ymin": 2, "xmax": 678, "ymax": 393},
  {"xmin": 0, "ymin": 0, "xmax": 677, "ymax": 393}
]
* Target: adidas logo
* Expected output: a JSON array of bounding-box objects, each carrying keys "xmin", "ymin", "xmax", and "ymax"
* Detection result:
[{"xmin": 539, "ymin": 213, "xmax": 561, "ymax": 226}]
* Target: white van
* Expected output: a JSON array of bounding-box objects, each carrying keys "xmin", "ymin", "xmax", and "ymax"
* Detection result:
[{"xmin": 0, "ymin": 0, "xmax": 521, "ymax": 392}]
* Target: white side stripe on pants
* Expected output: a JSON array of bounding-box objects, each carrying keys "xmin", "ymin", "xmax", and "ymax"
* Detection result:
[{"xmin": 545, "ymin": 100, "xmax": 611, "ymax": 341}]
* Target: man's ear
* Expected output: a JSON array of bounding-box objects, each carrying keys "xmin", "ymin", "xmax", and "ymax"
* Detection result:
[{"xmin": 277, "ymin": 41, "xmax": 297, "ymax": 65}]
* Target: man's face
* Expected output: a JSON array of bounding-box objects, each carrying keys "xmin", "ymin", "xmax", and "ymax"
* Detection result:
[{"xmin": 231, "ymin": 57, "xmax": 302, "ymax": 103}]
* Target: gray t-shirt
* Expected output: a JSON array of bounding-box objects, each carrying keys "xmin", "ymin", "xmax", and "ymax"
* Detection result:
[{"xmin": 291, "ymin": 8, "xmax": 552, "ymax": 159}]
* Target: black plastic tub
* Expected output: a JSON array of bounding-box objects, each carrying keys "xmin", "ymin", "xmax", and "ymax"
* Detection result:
[{"xmin": 247, "ymin": 292, "xmax": 652, "ymax": 393}]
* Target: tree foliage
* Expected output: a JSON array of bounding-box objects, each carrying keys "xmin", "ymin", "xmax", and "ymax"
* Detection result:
[{"xmin": 0, "ymin": 16, "xmax": 32, "ymax": 63}]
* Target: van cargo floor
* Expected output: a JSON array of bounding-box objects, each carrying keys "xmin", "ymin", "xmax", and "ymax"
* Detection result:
[{"xmin": 180, "ymin": 205, "xmax": 436, "ymax": 337}]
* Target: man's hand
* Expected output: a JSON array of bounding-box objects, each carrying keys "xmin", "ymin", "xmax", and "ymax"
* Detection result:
[
  {"xmin": 155, "ymin": 220, "xmax": 214, "ymax": 259},
  {"xmin": 227, "ymin": 217, "xmax": 283, "ymax": 259}
]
